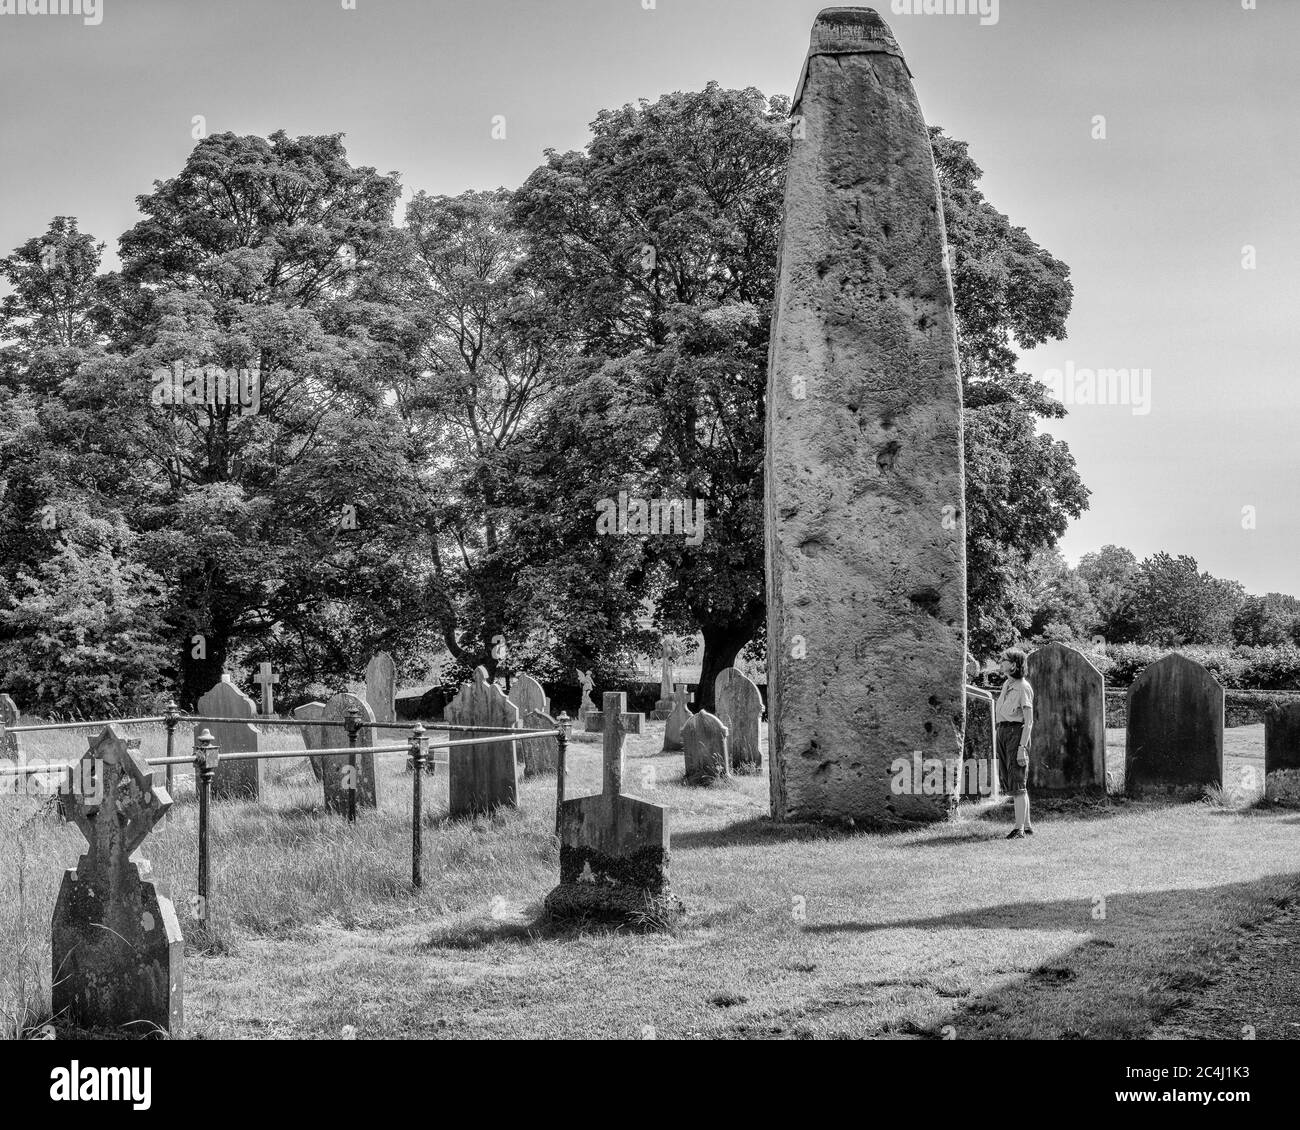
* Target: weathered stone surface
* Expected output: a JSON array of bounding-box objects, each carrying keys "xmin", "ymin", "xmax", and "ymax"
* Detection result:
[
  {"xmin": 197, "ymin": 676, "xmax": 262, "ymax": 800},
  {"xmin": 292, "ymin": 701, "xmax": 329, "ymax": 783},
  {"xmin": 508, "ymin": 673, "xmax": 550, "ymax": 719},
  {"xmin": 682, "ymin": 710, "xmax": 730, "ymax": 784},
  {"xmin": 1264, "ymin": 702, "xmax": 1300, "ymax": 775},
  {"xmin": 364, "ymin": 652, "xmax": 397, "ymax": 724},
  {"xmin": 765, "ymin": 8, "xmax": 966, "ymax": 825},
  {"xmin": 321, "ymin": 693, "xmax": 378, "ymax": 813},
  {"xmin": 546, "ymin": 692, "xmax": 676, "ymax": 926},
  {"xmin": 715, "ymin": 667, "xmax": 762, "ymax": 772},
  {"xmin": 520, "ymin": 709, "xmax": 560, "ymax": 776},
  {"xmin": 0, "ymin": 693, "xmax": 20, "ymax": 762},
  {"xmin": 576, "ymin": 670, "xmax": 598, "ymax": 730},
  {"xmin": 445, "ymin": 667, "xmax": 520, "ymax": 816},
  {"xmin": 962, "ymin": 693, "xmax": 997, "ymax": 799},
  {"xmin": 52, "ymin": 725, "xmax": 183, "ymax": 1035},
  {"xmin": 662, "ymin": 684, "xmax": 694, "ymax": 752},
  {"xmin": 1126, "ymin": 653, "xmax": 1224, "ymax": 798},
  {"xmin": 1027, "ymin": 643, "xmax": 1107, "ymax": 792}
]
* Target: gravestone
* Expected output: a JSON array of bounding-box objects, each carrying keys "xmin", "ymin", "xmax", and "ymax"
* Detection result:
[
  {"xmin": 51, "ymin": 725, "xmax": 183, "ymax": 1034},
  {"xmin": 962, "ymin": 693, "xmax": 997, "ymax": 799},
  {"xmin": 520, "ymin": 709, "xmax": 560, "ymax": 776},
  {"xmin": 1027, "ymin": 643, "xmax": 1107, "ymax": 792},
  {"xmin": 364, "ymin": 652, "xmax": 397, "ymax": 725},
  {"xmin": 445, "ymin": 667, "xmax": 520, "ymax": 816},
  {"xmin": 1264, "ymin": 702, "xmax": 1300, "ymax": 775},
  {"xmin": 254, "ymin": 661, "xmax": 280, "ymax": 716},
  {"xmin": 197, "ymin": 675, "xmax": 262, "ymax": 800},
  {"xmin": 682, "ymin": 710, "xmax": 730, "ymax": 784},
  {"xmin": 651, "ymin": 654, "xmax": 674, "ymax": 720},
  {"xmin": 546, "ymin": 692, "xmax": 676, "ymax": 925},
  {"xmin": 715, "ymin": 667, "xmax": 762, "ymax": 773},
  {"xmin": 765, "ymin": 7, "xmax": 966, "ymax": 825},
  {"xmin": 508, "ymin": 673, "xmax": 550, "ymax": 719},
  {"xmin": 0, "ymin": 693, "xmax": 20, "ymax": 762},
  {"xmin": 576, "ymin": 670, "xmax": 597, "ymax": 730},
  {"xmin": 292, "ymin": 701, "xmax": 329, "ymax": 783},
  {"xmin": 1126, "ymin": 653, "xmax": 1224, "ymax": 798},
  {"xmin": 320, "ymin": 692, "xmax": 379, "ymax": 813},
  {"xmin": 662, "ymin": 684, "xmax": 694, "ymax": 752}
]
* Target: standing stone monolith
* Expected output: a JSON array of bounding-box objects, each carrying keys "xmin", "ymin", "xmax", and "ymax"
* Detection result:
[
  {"xmin": 1265, "ymin": 702, "xmax": 1300, "ymax": 775},
  {"xmin": 364, "ymin": 652, "xmax": 397, "ymax": 725},
  {"xmin": 662, "ymin": 684, "xmax": 693, "ymax": 752},
  {"xmin": 293, "ymin": 701, "xmax": 329, "ymax": 783},
  {"xmin": 682, "ymin": 710, "xmax": 730, "ymax": 784},
  {"xmin": 1027, "ymin": 643, "xmax": 1107, "ymax": 792},
  {"xmin": 520, "ymin": 709, "xmax": 560, "ymax": 776},
  {"xmin": 445, "ymin": 667, "xmax": 520, "ymax": 816},
  {"xmin": 52, "ymin": 725, "xmax": 183, "ymax": 1034},
  {"xmin": 715, "ymin": 667, "xmax": 762, "ymax": 773},
  {"xmin": 197, "ymin": 675, "xmax": 262, "ymax": 800},
  {"xmin": 508, "ymin": 673, "xmax": 550, "ymax": 719},
  {"xmin": 765, "ymin": 7, "xmax": 966, "ymax": 825},
  {"xmin": 1126, "ymin": 653, "xmax": 1224, "ymax": 798},
  {"xmin": 321, "ymin": 692, "xmax": 379, "ymax": 813},
  {"xmin": 546, "ymin": 692, "xmax": 676, "ymax": 926}
]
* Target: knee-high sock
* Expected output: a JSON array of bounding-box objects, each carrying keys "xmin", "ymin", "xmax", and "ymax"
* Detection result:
[{"xmin": 1013, "ymin": 792, "xmax": 1028, "ymax": 830}]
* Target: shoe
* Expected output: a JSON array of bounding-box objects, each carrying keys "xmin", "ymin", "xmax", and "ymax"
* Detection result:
[
  {"xmin": 1024, "ymin": 826, "xmax": 1034, "ymax": 836},
  {"xmin": 1006, "ymin": 828, "xmax": 1025, "ymax": 840}
]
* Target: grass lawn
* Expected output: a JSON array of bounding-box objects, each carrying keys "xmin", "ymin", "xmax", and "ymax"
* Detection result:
[{"xmin": 2, "ymin": 719, "xmax": 1297, "ymax": 1039}]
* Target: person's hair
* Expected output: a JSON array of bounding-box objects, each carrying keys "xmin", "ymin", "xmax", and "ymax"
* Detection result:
[{"xmin": 1001, "ymin": 648, "xmax": 1027, "ymax": 679}]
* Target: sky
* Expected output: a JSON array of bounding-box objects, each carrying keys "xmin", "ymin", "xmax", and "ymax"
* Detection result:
[{"xmin": 1, "ymin": 0, "xmax": 1296, "ymax": 594}]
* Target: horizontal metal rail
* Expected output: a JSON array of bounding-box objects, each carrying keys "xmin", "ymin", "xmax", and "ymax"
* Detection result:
[{"xmin": 6, "ymin": 715, "xmax": 167, "ymax": 733}]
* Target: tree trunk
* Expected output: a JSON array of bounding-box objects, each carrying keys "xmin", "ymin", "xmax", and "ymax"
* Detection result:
[{"xmin": 695, "ymin": 619, "xmax": 758, "ymax": 714}]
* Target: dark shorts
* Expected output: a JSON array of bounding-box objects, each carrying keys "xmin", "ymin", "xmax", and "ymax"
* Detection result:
[{"xmin": 997, "ymin": 722, "xmax": 1027, "ymax": 794}]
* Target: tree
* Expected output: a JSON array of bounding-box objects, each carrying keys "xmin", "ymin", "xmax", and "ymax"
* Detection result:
[
  {"xmin": 1232, "ymin": 593, "xmax": 1297, "ymax": 647},
  {"xmin": 1022, "ymin": 548, "xmax": 1098, "ymax": 642},
  {"xmin": 1077, "ymin": 544, "xmax": 1142, "ymax": 643},
  {"xmin": 1132, "ymin": 553, "xmax": 1243, "ymax": 646}
]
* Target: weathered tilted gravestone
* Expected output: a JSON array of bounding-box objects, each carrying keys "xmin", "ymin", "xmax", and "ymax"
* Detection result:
[
  {"xmin": 52, "ymin": 725, "xmax": 183, "ymax": 1034},
  {"xmin": 445, "ymin": 667, "xmax": 520, "ymax": 816},
  {"xmin": 1, "ymin": 692, "xmax": 21, "ymax": 762},
  {"xmin": 546, "ymin": 692, "xmax": 677, "ymax": 925},
  {"xmin": 662, "ymin": 684, "xmax": 694, "ymax": 752},
  {"xmin": 364, "ymin": 652, "xmax": 397, "ymax": 725},
  {"xmin": 962, "ymin": 693, "xmax": 997, "ymax": 799},
  {"xmin": 682, "ymin": 710, "xmax": 730, "ymax": 784},
  {"xmin": 651, "ymin": 654, "xmax": 675, "ymax": 720},
  {"xmin": 576, "ymin": 670, "xmax": 597, "ymax": 730},
  {"xmin": 714, "ymin": 667, "xmax": 762, "ymax": 773},
  {"xmin": 520, "ymin": 708, "xmax": 559, "ymax": 776},
  {"xmin": 1126, "ymin": 653, "xmax": 1224, "ymax": 798},
  {"xmin": 1027, "ymin": 643, "xmax": 1107, "ymax": 792},
  {"xmin": 321, "ymin": 692, "xmax": 379, "ymax": 813},
  {"xmin": 508, "ymin": 673, "xmax": 550, "ymax": 719},
  {"xmin": 197, "ymin": 675, "xmax": 262, "ymax": 800},
  {"xmin": 765, "ymin": 8, "xmax": 966, "ymax": 825},
  {"xmin": 1264, "ymin": 702, "xmax": 1300, "ymax": 775},
  {"xmin": 293, "ymin": 701, "xmax": 329, "ymax": 783}
]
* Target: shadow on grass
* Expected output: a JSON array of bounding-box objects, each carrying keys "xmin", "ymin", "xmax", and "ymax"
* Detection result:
[{"xmin": 417, "ymin": 908, "xmax": 675, "ymax": 950}]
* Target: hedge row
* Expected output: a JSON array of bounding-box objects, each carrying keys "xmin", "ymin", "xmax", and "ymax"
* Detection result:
[{"xmin": 1054, "ymin": 643, "xmax": 1300, "ymax": 691}]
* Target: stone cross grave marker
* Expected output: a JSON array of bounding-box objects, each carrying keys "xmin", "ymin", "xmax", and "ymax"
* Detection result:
[
  {"xmin": 682, "ymin": 710, "xmax": 730, "ymax": 784},
  {"xmin": 546, "ymin": 692, "xmax": 676, "ymax": 925},
  {"xmin": 254, "ymin": 661, "xmax": 280, "ymax": 716},
  {"xmin": 765, "ymin": 8, "xmax": 966, "ymax": 825},
  {"xmin": 662, "ymin": 684, "xmax": 694, "ymax": 752},
  {"xmin": 715, "ymin": 667, "xmax": 762, "ymax": 772},
  {"xmin": 445, "ymin": 666, "xmax": 520, "ymax": 817},
  {"xmin": 1126, "ymin": 653, "xmax": 1224, "ymax": 798},
  {"xmin": 364, "ymin": 652, "xmax": 397, "ymax": 724},
  {"xmin": 508, "ymin": 673, "xmax": 550, "ymax": 720},
  {"xmin": 576, "ymin": 670, "xmax": 597, "ymax": 730},
  {"xmin": 293, "ymin": 701, "xmax": 329, "ymax": 784},
  {"xmin": 197, "ymin": 675, "xmax": 262, "ymax": 800},
  {"xmin": 520, "ymin": 708, "xmax": 559, "ymax": 776},
  {"xmin": 321, "ymin": 692, "xmax": 378, "ymax": 813},
  {"xmin": 1027, "ymin": 643, "xmax": 1106, "ymax": 792},
  {"xmin": 1265, "ymin": 702, "xmax": 1300, "ymax": 776},
  {"xmin": 651, "ymin": 652, "xmax": 674, "ymax": 720},
  {"xmin": 52, "ymin": 724, "xmax": 183, "ymax": 1034}
]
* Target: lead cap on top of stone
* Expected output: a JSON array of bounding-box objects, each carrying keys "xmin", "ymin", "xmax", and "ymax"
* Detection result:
[{"xmin": 810, "ymin": 7, "xmax": 902, "ymax": 56}]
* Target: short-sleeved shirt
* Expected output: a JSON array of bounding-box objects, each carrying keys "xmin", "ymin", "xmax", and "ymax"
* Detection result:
[{"xmin": 995, "ymin": 677, "xmax": 1034, "ymax": 724}]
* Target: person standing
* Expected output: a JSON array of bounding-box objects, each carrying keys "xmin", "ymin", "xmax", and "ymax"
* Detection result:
[{"xmin": 995, "ymin": 647, "xmax": 1034, "ymax": 839}]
